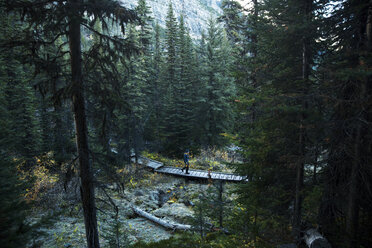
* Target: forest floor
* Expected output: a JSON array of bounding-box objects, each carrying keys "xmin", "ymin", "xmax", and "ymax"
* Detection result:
[{"xmin": 26, "ymin": 148, "xmax": 240, "ymax": 247}]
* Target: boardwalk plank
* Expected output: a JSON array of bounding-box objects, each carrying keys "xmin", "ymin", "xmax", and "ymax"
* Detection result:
[{"xmin": 200, "ymin": 172, "xmax": 208, "ymax": 178}]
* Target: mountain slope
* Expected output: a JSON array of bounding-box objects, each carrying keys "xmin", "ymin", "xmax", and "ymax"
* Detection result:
[{"xmin": 121, "ymin": 0, "xmax": 222, "ymax": 38}]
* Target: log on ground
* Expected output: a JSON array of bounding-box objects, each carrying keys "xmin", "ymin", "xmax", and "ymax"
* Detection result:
[{"xmin": 132, "ymin": 206, "xmax": 191, "ymax": 231}]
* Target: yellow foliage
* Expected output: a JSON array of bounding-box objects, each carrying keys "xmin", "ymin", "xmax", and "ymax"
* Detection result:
[
  {"xmin": 129, "ymin": 176, "xmax": 137, "ymax": 187},
  {"xmin": 18, "ymin": 153, "xmax": 59, "ymax": 203}
]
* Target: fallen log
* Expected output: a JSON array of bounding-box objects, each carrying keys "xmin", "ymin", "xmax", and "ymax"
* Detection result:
[
  {"xmin": 131, "ymin": 206, "xmax": 191, "ymax": 231},
  {"xmin": 304, "ymin": 229, "xmax": 331, "ymax": 248}
]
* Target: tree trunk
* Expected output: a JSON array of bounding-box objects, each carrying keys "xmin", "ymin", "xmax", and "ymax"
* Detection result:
[
  {"xmin": 293, "ymin": 0, "xmax": 311, "ymax": 242},
  {"xmin": 346, "ymin": 2, "xmax": 372, "ymax": 246},
  {"xmin": 69, "ymin": 1, "xmax": 100, "ymax": 247},
  {"xmin": 346, "ymin": 125, "xmax": 361, "ymax": 248},
  {"xmin": 293, "ymin": 127, "xmax": 304, "ymax": 240},
  {"xmin": 313, "ymin": 148, "xmax": 318, "ymax": 184},
  {"xmin": 367, "ymin": 0, "xmax": 372, "ymax": 52},
  {"xmin": 251, "ymin": 0, "xmax": 258, "ymax": 122},
  {"xmin": 132, "ymin": 206, "xmax": 191, "ymax": 230},
  {"xmin": 218, "ymin": 181, "xmax": 224, "ymax": 228}
]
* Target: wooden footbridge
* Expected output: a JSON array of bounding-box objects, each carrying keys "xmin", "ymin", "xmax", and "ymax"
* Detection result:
[{"xmin": 135, "ymin": 156, "xmax": 246, "ymax": 182}]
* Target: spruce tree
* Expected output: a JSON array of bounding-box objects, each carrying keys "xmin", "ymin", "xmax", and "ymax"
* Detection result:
[
  {"xmin": 233, "ymin": 0, "xmax": 326, "ymax": 245},
  {"xmin": 317, "ymin": 1, "xmax": 372, "ymax": 247},
  {"xmin": 200, "ymin": 18, "xmax": 235, "ymax": 147},
  {"xmin": 162, "ymin": 2, "xmax": 184, "ymax": 155},
  {"xmin": 0, "ymin": 13, "xmax": 32, "ymax": 245},
  {"xmin": 144, "ymin": 21, "xmax": 164, "ymax": 150},
  {"xmin": 2, "ymin": 1, "xmax": 139, "ymax": 247}
]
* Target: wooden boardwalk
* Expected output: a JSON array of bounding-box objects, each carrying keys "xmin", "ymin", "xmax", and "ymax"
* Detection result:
[
  {"xmin": 136, "ymin": 156, "xmax": 164, "ymax": 170},
  {"xmin": 135, "ymin": 156, "xmax": 246, "ymax": 182}
]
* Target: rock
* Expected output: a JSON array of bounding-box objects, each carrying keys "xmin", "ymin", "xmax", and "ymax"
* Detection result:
[
  {"xmin": 126, "ymin": 218, "xmax": 172, "ymax": 243},
  {"xmin": 149, "ymin": 190, "xmax": 159, "ymax": 202},
  {"xmin": 142, "ymin": 200, "xmax": 158, "ymax": 212},
  {"xmin": 134, "ymin": 190, "xmax": 144, "ymax": 196},
  {"xmin": 152, "ymin": 203, "xmax": 194, "ymax": 222},
  {"xmin": 184, "ymin": 200, "xmax": 195, "ymax": 207},
  {"xmin": 120, "ymin": 0, "xmax": 222, "ymax": 39},
  {"xmin": 158, "ymin": 189, "xmax": 172, "ymax": 206}
]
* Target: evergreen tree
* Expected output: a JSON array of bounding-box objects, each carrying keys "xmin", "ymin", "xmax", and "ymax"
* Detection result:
[
  {"xmin": 233, "ymin": 0, "xmax": 326, "ymax": 245},
  {"xmin": 0, "ymin": 13, "xmax": 32, "ymax": 246},
  {"xmin": 162, "ymin": 2, "xmax": 187, "ymax": 156},
  {"xmin": 0, "ymin": 157, "xmax": 33, "ymax": 248},
  {"xmin": 317, "ymin": 1, "xmax": 372, "ymax": 247},
  {"xmin": 144, "ymin": 21, "xmax": 164, "ymax": 150},
  {"xmin": 218, "ymin": 0, "xmax": 244, "ymax": 45},
  {"xmin": 164, "ymin": 1, "xmax": 178, "ymax": 91},
  {"xmin": 0, "ymin": 8, "xmax": 41, "ymax": 164},
  {"xmin": 200, "ymin": 18, "xmax": 235, "ymax": 147},
  {"xmin": 2, "ymin": 1, "xmax": 139, "ymax": 247},
  {"xmin": 4, "ymin": 65, "xmax": 40, "ymax": 162}
]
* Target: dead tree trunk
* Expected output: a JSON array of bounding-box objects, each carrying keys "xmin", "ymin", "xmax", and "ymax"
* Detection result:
[
  {"xmin": 69, "ymin": 1, "xmax": 100, "ymax": 247},
  {"xmin": 132, "ymin": 206, "xmax": 191, "ymax": 231}
]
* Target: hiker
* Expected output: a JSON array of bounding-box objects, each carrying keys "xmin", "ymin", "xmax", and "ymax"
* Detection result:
[{"xmin": 181, "ymin": 149, "xmax": 190, "ymax": 174}]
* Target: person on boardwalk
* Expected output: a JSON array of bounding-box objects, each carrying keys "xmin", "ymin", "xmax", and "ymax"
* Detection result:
[{"xmin": 181, "ymin": 149, "xmax": 190, "ymax": 174}]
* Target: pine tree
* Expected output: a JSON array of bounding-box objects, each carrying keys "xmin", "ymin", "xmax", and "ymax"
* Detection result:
[
  {"xmin": 0, "ymin": 10, "xmax": 41, "ymax": 164},
  {"xmin": 164, "ymin": 1, "xmax": 178, "ymax": 90},
  {"xmin": 233, "ymin": 0, "xmax": 327, "ymax": 245},
  {"xmin": 2, "ymin": 1, "xmax": 139, "ymax": 247},
  {"xmin": 317, "ymin": 1, "xmax": 372, "ymax": 247},
  {"xmin": 200, "ymin": 18, "xmax": 235, "ymax": 147},
  {"xmin": 144, "ymin": 21, "xmax": 164, "ymax": 150},
  {"xmin": 4, "ymin": 66, "xmax": 40, "ymax": 162},
  {"xmin": 162, "ymin": 2, "xmax": 186, "ymax": 156},
  {"xmin": 0, "ymin": 12, "xmax": 32, "ymax": 246}
]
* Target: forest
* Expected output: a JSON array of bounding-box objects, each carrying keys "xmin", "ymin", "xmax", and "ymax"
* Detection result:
[{"xmin": 0, "ymin": 0, "xmax": 371, "ymax": 247}]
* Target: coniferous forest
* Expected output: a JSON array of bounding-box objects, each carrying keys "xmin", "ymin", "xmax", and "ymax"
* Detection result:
[{"xmin": 0, "ymin": 0, "xmax": 371, "ymax": 248}]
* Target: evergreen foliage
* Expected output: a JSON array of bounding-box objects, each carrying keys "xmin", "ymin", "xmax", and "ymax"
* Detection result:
[
  {"xmin": 227, "ymin": 0, "xmax": 372, "ymax": 246},
  {"xmin": 0, "ymin": 158, "xmax": 32, "ymax": 248},
  {"xmin": 316, "ymin": 1, "xmax": 372, "ymax": 246},
  {"xmin": 200, "ymin": 18, "xmax": 235, "ymax": 147}
]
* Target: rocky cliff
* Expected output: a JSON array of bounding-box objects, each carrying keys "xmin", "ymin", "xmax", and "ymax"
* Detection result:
[{"xmin": 120, "ymin": 0, "xmax": 223, "ymax": 38}]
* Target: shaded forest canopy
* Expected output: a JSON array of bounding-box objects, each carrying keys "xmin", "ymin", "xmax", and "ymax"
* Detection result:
[{"xmin": 0, "ymin": 0, "xmax": 371, "ymax": 248}]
